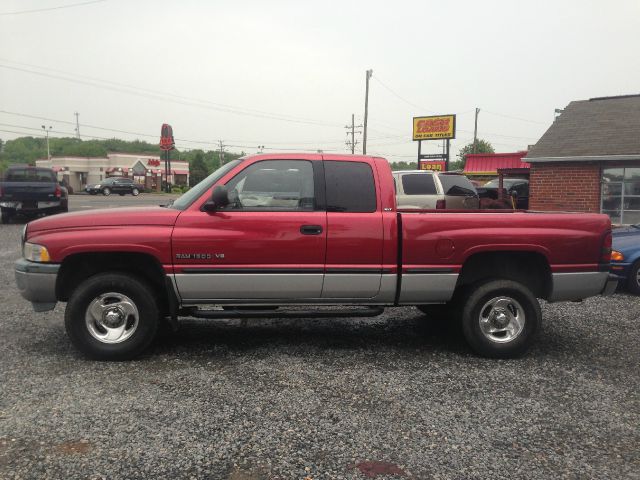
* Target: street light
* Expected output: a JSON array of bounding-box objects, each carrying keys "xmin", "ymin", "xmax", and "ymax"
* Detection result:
[{"xmin": 41, "ymin": 125, "xmax": 52, "ymax": 159}]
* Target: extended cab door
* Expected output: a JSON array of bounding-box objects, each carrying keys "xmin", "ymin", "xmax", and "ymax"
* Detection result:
[
  {"xmin": 321, "ymin": 158, "xmax": 384, "ymax": 298},
  {"xmin": 172, "ymin": 158, "xmax": 327, "ymax": 302}
]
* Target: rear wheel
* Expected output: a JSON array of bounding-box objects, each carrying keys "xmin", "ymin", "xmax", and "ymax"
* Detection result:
[
  {"xmin": 65, "ymin": 273, "xmax": 159, "ymax": 360},
  {"xmin": 102, "ymin": 187, "xmax": 111, "ymax": 196},
  {"xmin": 460, "ymin": 279, "xmax": 540, "ymax": 358},
  {"xmin": 132, "ymin": 188, "xmax": 140, "ymax": 196},
  {"xmin": 628, "ymin": 261, "xmax": 640, "ymax": 295}
]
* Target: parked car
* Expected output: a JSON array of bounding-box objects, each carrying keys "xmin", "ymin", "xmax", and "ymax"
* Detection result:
[
  {"xmin": 392, "ymin": 170, "xmax": 479, "ymax": 209},
  {"xmin": 0, "ymin": 165, "xmax": 68, "ymax": 223},
  {"xmin": 482, "ymin": 178, "xmax": 529, "ymax": 209},
  {"xmin": 15, "ymin": 154, "xmax": 616, "ymax": 361},
  {"xmin": 85, "ymin": 177, "xmax": 143, "ymax": 196},
  {"xmin": 611, "ymin": 224, "xmax": 640, "ymax": 294}
]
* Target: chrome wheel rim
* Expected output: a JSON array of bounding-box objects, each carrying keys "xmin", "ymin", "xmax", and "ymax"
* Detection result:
[
  {"xmin": 103, "ymin": 188, "xmax": 110, "ymax": 196},
  {"xmin": 635, "ymin": 268, "xmax": 640, "ymax": 288},
  {"xmin": 132, "ymin": 188, "xmax": 139, "ymax": 196},
  {"xmin": 85, "ymin": 292, "xmax": 139, "ymax": 344},
  {"xmin": 478, "ymin": 296, "xmax": 525, "ymax": 343}
]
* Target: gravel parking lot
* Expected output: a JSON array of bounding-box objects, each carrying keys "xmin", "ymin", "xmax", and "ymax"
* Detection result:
[{"xmin": 1, "ymin": 198, "xmax": 639, "ymax": 479}]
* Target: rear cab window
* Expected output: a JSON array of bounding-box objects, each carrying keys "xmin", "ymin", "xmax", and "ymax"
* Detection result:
[
  {"xmin": 324, "ymin": 161, "xmax": 376, "ymax": 212},
  {"xmin": 5, "ymin": 168, "xmax": 56, "ymax": 182}
]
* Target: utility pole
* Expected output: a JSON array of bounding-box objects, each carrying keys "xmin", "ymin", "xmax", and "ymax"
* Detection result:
[
  {"xmin": 363, "ymin": 69, "xmax": 373, "ymax": 155},
  {"xmin": 74, "ymin": 112, "xmax": 81, "ymax": 139},
  {"xmin": 218, "ymin": 140, "xmax": 226, "ymax": 167},
  {"xmin": 473, "ymin": 107, "xmax": 480, "ymax": 153},
  {"xmin": 41, "ymin": 125, "xmax": 52, "ymax": 159},
  {"xmin": 345, "ymin": 113, "xmax": 362, "ymax": 154}
]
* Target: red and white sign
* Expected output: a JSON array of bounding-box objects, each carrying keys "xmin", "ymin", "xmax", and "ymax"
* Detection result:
[{"xmin": 147, "ymin": 159, "xmax": 161, "ymax": 167}]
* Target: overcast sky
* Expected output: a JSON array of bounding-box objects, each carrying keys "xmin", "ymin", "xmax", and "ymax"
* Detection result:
[{"xmin": 1, "ymin": 0, "xmax": 639, "ymax": 162}]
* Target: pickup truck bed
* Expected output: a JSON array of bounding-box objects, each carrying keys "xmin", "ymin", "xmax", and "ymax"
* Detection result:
[{"xmin": 15, "ymin": 154, "xmax": 617, "ymax": 360}]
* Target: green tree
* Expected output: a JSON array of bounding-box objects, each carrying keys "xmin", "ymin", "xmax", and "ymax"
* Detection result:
[
  {"xmin": 189, "ymin": 152, "xmax": 209, "ymax": 186},
  {"xmin": 389, "ymin": 160, "xmax": 418, "ymax": 171},
  {"xmin": 450, "ymin": 139, "xmax": 494, "ymax": 171}
]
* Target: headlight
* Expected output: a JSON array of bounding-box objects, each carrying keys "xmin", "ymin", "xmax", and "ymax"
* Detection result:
[
  {"xmin": 23, "ymin": 242, "xmax": 51, "ymax": 262},
  {"xmin": 611, "ymin": 250, "xmax": 624, "ymax": 262},
  {"xmin": 94, "ymin": 184, "xmax": 101, "ymax": 189}
]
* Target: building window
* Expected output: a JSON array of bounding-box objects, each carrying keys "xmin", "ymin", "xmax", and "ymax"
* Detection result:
[{"xmin": 601, "ymin": 167, "xmax": 640, "ymax": 224}]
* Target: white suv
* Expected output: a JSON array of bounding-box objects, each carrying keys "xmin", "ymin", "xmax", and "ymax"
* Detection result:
[{"xmin": 392, "ymin": 170, "xmax": 479, "ymax": 210}]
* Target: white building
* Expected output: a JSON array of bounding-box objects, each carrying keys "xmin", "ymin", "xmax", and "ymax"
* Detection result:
[{"xmin": 36, "ymin": 153, "xmax": 189, "ymax": 192}]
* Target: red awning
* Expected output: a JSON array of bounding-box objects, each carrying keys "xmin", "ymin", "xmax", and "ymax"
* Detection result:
[
  {"xmin": 51, "ymin": 166, "xmax": 62, "ymax": 172},
  {"xmin": 105, "ymin": 167, "xmax": 115, "ymax": 173},
  {"xmin": 172, "ymin": 169, "xmax": 189, "ymax": 175},
  {"xmin": 463, "ymin": 152, "xmax": 530, "ymax": 175},
  {"xmin": 121, "ymin": 168, "xmax": 129, "ymax": 173}
]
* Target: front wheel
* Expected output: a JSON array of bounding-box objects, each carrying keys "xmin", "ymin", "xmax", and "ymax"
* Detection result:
[
  {"xmin": 65, "ymin": 273, "xmax": 160, "ymax": 360},
  {"xmin": 102, "ymin": 187, "xmax": 111, "ymax": 196},
  {"xmin": 131, "ymin": 188, "xmax": 140, "ymax": 196},
  {"xmin": 627, "ymin": 261, "xmax": 640, "ymax": 295},
  {"xmin": 460, "ymin": 279, "xmax": 540, "ymax": 358}
]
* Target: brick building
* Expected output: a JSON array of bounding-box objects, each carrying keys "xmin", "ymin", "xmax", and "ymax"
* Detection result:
[{"xmin": 526, "ymin": 94, "xmax": 640, "ymax": 224}]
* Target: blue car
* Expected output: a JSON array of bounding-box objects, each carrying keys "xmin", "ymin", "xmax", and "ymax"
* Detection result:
[{"xmin": 611, "ymin": 224, "xmax": 640, "ymax": 294}]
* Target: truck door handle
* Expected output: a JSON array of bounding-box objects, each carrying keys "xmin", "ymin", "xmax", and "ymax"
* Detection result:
[{"xmin": 300, "ymin": 225, "xmax": 323, "ymax": 235}]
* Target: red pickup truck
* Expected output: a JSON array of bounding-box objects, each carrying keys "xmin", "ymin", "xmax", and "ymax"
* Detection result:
[{"xmin": 15, "ymin": 154, "xmax": 617, "ymax": 360}]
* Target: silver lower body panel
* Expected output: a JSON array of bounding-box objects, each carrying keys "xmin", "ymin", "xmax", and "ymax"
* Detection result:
[
  {"xmin": 398, "ymin": 273, "xmax": 458, "ymax": 304},
  {"xmin": 548, "ymin": 271, "xmax": 610, "ymax": 302}
]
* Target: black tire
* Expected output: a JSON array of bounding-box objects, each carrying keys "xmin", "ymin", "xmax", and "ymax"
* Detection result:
[
  {"xmin": 627, "ymin": 261, "xmax": 640, "ymax": 295},
  {"xmin": 65, "ymin": 273, "xmax": 160, "ymax": 360},
  {"xmin": 102, "ymin": 187, "xmax": 111, "ymax": 196},
  {"xmin": 460, "ymin": 279, "xmax": 541, "ymax": 358},
  {"xmin": 119, "ymin": 193, "xmax": 125, "ymax": 196},
  {"xmin": 1, "ymin": 208, "xmax": 15, "ymax": 224},
  {"xmin": 132, "ymin": 188, "xmax": 140, "ymax": 196}
]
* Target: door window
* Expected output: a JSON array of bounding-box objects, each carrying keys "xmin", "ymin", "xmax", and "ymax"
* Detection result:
[
  {"xmin": 325, "ymin": 161, "xmax": 376, "ymax": 212},
  {"xmin": 223, "ymin": 160, "xmax": 315, "ymax": 211}
]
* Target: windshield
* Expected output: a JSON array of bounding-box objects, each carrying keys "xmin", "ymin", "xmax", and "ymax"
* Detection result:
[
  {"xmin": 169, "ymin": 160, "xmax": 242, "ymax": 210},
  {"xmin": 484, "ymin": 178, "xmax": 527, "ymax": 188}
]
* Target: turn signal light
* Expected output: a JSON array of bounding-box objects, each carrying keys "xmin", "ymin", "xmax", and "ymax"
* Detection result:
[{"xmin": 611, "ymin": 250, "xmax": 624, "ymax": 262}]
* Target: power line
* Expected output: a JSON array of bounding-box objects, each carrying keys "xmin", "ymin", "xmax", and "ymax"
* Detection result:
[
  {"xmin": 0, "ymin": 110, "xmax": 353, "ymax": 149},
  {"xmin": 0, "ymin": 59, "xmax": 344, "ymax": 128},
  {"xmin": 481, "ymin": 110, "xmax": 548, "ymax": 125},
  {"xmin": 0, "ymin": 0, "xmax": 108, "ymax": 16}
]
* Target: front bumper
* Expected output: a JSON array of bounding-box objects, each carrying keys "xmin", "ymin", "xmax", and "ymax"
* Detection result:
[
  {"xmin": 1, "ymin": 200, "xmax": 61, "ymax": 212},
  {"xmin": 14, "ymin": 259, "xmax": 59, "ymax": 312}
]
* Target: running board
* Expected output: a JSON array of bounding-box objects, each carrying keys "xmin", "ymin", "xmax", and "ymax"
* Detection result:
[{"xmin": 181, "ymin": 306, "xmax": 385, "ymax": 319}]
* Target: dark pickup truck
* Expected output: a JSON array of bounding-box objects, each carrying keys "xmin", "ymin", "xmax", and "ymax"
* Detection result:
[{"xmin": 0, "ymin": 166, "xmax": 68, "ymax": 224}]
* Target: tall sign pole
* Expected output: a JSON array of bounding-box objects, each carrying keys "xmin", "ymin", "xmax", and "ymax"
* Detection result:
[
  {"xmin": 363, "ymin": 69, "xmax": 373, "ymax": 155},
  {"xmin": 159, "ymin": 124, "xmax": 175, "ymax": 193}
]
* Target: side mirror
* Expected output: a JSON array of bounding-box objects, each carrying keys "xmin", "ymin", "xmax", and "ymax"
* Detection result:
[{"xmin": 204, "ymin": 185, "xmax": 229, "ymax": 212}]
